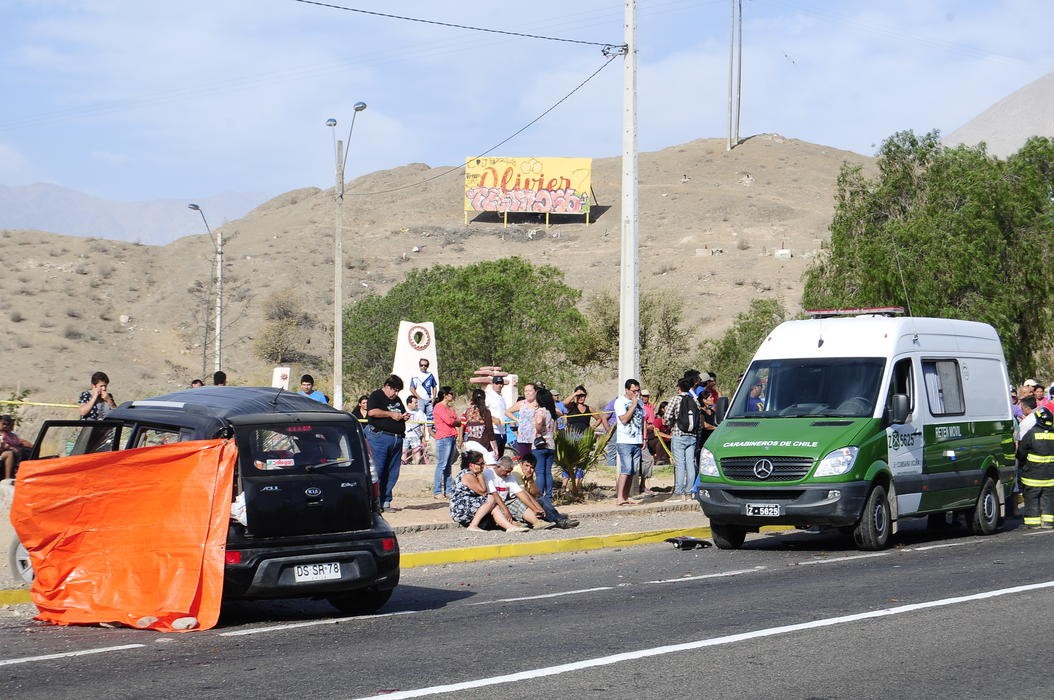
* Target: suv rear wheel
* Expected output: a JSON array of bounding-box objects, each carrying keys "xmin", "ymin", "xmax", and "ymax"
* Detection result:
[{"xmin": 326, "ymin": 586, "xmax": 393, "ymax": 615}]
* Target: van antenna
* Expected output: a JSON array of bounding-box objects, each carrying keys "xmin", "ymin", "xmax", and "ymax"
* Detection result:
[
  {"xmin": 271, "ymin": 387, "xmax": 282, "ymax": 411},
  {"xmin": 890, "ymin": 241, "xmax": 914, "ymax": 317}
]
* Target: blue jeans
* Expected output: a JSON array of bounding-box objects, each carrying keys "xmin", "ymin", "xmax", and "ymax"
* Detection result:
[
  {"xmin": 671, "ymin": 433, "xmax": 698, "ymax": 494},
  {"xmin": 366, "ymin": 428, "xmax": 403, "ymax": 508},
  {"xmin": 533, "ymin": 447, "xmax": 556, "ymax": 501},
  {"xmin": 434, "ymin": 436, "xmax": 456, "ymax": 495},
  {"xmin": 615, "ymin": 443, "xmax": 641, "ymax": 476},
  {"xmin": 537, "ymin": 492, "xmax": 565, "ymax": 523}
]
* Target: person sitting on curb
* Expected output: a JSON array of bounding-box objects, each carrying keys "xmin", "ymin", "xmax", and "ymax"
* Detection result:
[
  {"xmin": 519, "ymin": 453, "xmax": 579, "ymax": 529},
  {"xmin": 485, "ymin": 455, "xmax": 554, "ymax": 530},
  {"xmin": 449, "ymin": 450, "xmax": 526, "ymax": 532},
  {"xmin": 1, "ymin": 414, "xmax": 33, "ymax": 480}
]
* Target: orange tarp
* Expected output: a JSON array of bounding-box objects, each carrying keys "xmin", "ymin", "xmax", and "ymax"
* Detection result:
[{"xmin": 10, "ymin": 439, "xmax": 236, "ymax": 632}]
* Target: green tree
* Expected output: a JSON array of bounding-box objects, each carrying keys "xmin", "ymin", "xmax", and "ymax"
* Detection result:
[
  {"xmin": 342, "ymin": 257, "xmax": 586, "ymax": 396},
  {"xmin": 575, "ymin": 289, "xmax": 695, "ymax": 394},
  {"xmin": 802, "ymin": 131, "xmax": 1054, "ymax": 379},
  {"xmin": 699, "ymin": 298, "xmax": 787, "ymax": 390}
]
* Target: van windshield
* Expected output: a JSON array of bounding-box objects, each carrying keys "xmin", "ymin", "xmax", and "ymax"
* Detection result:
[
  {"xmin": 244, "ymin": 423, "xmax": 363, "ymax": 473},
  {"xmin": 727, "ymin": 357, "xmax": 885, "ymax": 419}
]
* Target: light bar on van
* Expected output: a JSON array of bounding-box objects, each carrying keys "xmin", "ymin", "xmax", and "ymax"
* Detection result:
[{"xmin": 805, "ymin": 307, "xmax": 905, "ymax": 318}]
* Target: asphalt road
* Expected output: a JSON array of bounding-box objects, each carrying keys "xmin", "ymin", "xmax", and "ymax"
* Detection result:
[{"xmin": 2, "ymin": 519, "xmax": 1053, "ymax": 699}]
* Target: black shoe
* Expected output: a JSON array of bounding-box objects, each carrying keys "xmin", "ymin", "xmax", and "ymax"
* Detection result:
[{"xmin": 555, "ymin": 518, "xmax": 579, "ymax": 529}]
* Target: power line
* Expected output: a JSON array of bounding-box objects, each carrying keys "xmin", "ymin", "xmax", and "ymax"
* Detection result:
[
  {"xmin": 345, "ymin": 53, "xmax": 620, "ymax": 198},
  {"xmin": 292, "ymin": 0, "xmax": 621, "ymax": 49}
]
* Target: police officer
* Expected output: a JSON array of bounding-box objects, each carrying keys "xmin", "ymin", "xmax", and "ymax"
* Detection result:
[{"xmin": 1018, "ymin": 406, "xmax": 1054, "ymax": 529}]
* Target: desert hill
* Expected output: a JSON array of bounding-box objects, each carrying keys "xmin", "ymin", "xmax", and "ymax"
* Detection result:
[
  {"xmin": 944, "ymin": 72, "xmax": 1054, "ymax": 157},
  {"xmin": 0, "ymin": 134, "xmax": 870, "ymax": 423}
]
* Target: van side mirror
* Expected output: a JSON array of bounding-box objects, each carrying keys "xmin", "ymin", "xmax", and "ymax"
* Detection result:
[
  {"xmin": 890, "ymin": 394, "xmax": 909, "ymax": 424},
  {"xmin": 715, "ymin": 396, "xmax": 729, "ymax": 424}
]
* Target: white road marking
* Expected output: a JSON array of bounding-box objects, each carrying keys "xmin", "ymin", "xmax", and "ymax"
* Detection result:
[
  {"xmin": 468, "ymin": 586, "xmax": 612, "ymax": 605},
  {"xmin": 906, "ymin": 541, "xmax": 972, "ymax": 551},
  {"xmin": 0, "ymin": 644, "xmax": 146, "ymax": 667},
  {"xmin": 646, "ymin": 567, "xmax": 765, "ymax": 584},
  {"xmin": 354, "ymin": 580, "xmax": 1054, "ymax": 699},
  {"xmin": 218, "ymin": 610, "xmax": 417, "ymax": 637},
  {"xmin": 796, "ymin": 552, "xmax": 889, "ymax": 565},
  {"xmin": 1024, "ymin": 528, "xmax": 1054, "ymax": 536}
]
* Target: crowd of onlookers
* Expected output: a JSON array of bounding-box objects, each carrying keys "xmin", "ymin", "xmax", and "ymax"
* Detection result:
[{"xmin": 355, "ymin": 366, "xmax": 725, "ymax": 532}]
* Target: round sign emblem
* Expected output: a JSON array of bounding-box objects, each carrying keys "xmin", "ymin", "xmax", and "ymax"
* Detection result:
[{"xmin": 407, "ymin": 324, "xmax": 431, "ymax": 351}]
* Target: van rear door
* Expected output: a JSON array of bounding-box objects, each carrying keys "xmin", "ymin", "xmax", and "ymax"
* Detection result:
[{"xmin": 235, "ymin": 421, "xmax": 373, "ymax": 537}]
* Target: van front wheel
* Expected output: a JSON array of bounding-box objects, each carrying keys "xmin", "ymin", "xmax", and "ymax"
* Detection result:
[
  {"xmin": 853, "ymin": 484, "xmax": 891, "ymax": 550},
  {"xmin": 970, "ymin": 476, "xmax": 1000, "ymax": 536},
  {"xmin": 710, "ymin": 523, "xmax": 747, "ymax": 550}
]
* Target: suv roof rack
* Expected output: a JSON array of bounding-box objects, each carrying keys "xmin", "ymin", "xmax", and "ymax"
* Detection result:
[{"xmin": 805, "ymin": 306, "xmax": 905, "ymax": 319}]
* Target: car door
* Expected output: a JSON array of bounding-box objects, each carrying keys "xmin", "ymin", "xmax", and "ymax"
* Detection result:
[
  {"xmin": 30, "ymin": 420, "xmax": 126, "ymax": 460},
  {"xmin": 236, "ymin": 420, "xmax": 373, "ymax": 537}
]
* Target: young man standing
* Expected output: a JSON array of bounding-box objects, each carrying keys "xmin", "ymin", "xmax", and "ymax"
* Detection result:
[
  {"xmin": 298, "ymin": 374, "xmax": 327, "ymax": 403},
  {"xmin": 485, "ymin": 376, "xmax": 508, "ymax": 457},
  {"xmin": 409, "ymin": 358, "xmax": 438, "ymax": 422},
  {"xmin": 614, "ymin": 378, "xmax": 644, "ymax": 506},
  {"xmin": 78, "ymin": 371, "xmax": 118, "ymax": 420},
  {"xmin": 366, "ymin": 374, "xmax": 411, "ymax": 511}
]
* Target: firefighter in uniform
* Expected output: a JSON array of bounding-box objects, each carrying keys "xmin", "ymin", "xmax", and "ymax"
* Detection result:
[{"xmin": 1018, "ymin": 406, "xmax": 1054, "ymax": 529}]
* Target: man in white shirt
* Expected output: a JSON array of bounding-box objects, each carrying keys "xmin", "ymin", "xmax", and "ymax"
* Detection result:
[
  {"xmin": 483, "ymin": 455, "xmax": 552, "ymax": 529},
  {"xmin": 614, "ymin": 378, "xmax": 644, "ymax": 506},
  {"xmin": 485, "ymin": 376, "xmax": 509, "ymax": 457}
]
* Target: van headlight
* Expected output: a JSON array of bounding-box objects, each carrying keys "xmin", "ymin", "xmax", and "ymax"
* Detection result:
[
  {"xmin": 698, "ymin": 448, "xmax": 719, "ymax": 476},
  {"xmin": 813, "ymin": 446, "xmax": 858, "ymax": 477}
]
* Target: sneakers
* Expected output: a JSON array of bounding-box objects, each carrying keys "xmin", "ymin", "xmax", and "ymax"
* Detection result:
[{"xmin": 554, "ymin": 518, "xmax": 580, "ymax": 529}]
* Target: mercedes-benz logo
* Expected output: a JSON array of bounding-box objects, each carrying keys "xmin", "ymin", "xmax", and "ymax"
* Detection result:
[{"xmin": 753, "ymin": 459, "xmax": 775, "ymax": 479}]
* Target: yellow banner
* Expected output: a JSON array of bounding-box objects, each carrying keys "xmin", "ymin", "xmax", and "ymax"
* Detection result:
[{"xmin": 464, "ymin": 156, "xmax": 591, "ymax": 215}]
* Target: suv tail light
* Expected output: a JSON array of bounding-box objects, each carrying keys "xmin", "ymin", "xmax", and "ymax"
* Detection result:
[
  {"xmin": 224, "ymin": 550, "xmax": 242, "ymax": 564},
  {"xmin": 381, "ymin": 537, "xmax": 396, "ymax": 552}
]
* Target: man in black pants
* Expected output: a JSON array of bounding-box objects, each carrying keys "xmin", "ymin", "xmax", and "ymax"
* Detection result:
[{"xmin": 366, "ymin": 374, "xmax": 410, "ymax": 511}]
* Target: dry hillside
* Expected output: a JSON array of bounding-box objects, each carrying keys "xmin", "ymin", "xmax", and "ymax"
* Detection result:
[{"xmin": 0, "ymin": 134, "xmax": 870, "ymax": 423}]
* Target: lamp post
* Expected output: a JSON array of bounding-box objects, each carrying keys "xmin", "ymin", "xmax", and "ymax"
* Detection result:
[
  {"xmin": 326, "ymin": 101, "xmax": 367, "ymax": 410},
  {"xmin": 188, "ymin": 203, "xmax": 223, "ymax": 374}
]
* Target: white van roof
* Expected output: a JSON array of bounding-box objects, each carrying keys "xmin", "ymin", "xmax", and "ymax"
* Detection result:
[{"xmin": 754, "ymin": 315, "xmax": 1005, "ymax": 361}]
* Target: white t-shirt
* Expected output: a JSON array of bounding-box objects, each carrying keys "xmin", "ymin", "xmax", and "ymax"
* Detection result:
[
  {"xmin": 614, "ymin": 394, "xmax": 644, "ymax": 444},
  {"xmin": 485, "ymin": 388, "xmax": 507, "ymax": 432},
  {"xmin": 483, "ymin": 467, "xmax": 522, "ymax": 501}
]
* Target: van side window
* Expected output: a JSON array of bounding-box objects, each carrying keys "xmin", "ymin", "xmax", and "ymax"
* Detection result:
[
  {"xmin": 922, "ymin": 359, "xmax": 965, "ymax": 416},
  {"xmin": 886, "ymin": 358, "xmax": 914, "ymax": 415}
]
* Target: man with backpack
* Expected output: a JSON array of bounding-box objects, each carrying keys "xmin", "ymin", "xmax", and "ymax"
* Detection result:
[{"xmin": 664, "ymin": 377, "xmax": 701, "ymax": 501}]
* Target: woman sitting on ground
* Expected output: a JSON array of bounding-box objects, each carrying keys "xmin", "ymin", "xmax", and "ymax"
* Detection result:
[{"xmin": 449, "ymin": 450, "xmax": 526, "ymax": 532}]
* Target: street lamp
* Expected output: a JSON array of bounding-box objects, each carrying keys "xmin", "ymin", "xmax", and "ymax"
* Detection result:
[
  {"xmin": 326, "ymin": 100, "xmax": 367, "ymax": 410},
  {"xmin": 188, "ymin": 203, "xmax": 223, "ymax": 374}
]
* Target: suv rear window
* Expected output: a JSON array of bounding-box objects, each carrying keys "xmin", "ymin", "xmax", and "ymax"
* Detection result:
[{"xmin": 246, "ymin": 423, "xmax": 361, "ymax": 473}]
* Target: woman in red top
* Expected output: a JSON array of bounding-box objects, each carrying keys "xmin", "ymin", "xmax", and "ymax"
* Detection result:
[{"xmin": 432, "ymin": 387, "xmax": 460, "ymax": 499}]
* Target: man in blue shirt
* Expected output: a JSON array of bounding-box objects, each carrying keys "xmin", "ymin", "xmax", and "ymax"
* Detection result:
[{"xmin": 298, "ymin": 374, "xmax": 328, "ymax": 403}]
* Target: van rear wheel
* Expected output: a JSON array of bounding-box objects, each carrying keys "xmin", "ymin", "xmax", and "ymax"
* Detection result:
[
  {"xmin": 710, "ymin": 523, "xmax": 747, "ymax": 550},
  {"xmin": 970, "ymin": 476, "xmax": 1000, "ymax": 535},
  {"xmin": 853, "ymin": 484, "xmax": 891, "ymax": 550}
]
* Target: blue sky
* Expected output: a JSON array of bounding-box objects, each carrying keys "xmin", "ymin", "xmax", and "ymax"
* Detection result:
[{"xmin": 0, "ymin": 0, "xmax": 1050, "ymax": 202}]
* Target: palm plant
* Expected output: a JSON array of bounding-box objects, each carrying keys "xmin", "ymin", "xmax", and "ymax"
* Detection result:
[{"xmin": 554, "ymin": 428, "xmax": 612, "ymax": 499}]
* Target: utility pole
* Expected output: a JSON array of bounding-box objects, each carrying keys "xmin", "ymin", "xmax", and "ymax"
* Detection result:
[
  {"xmin": 188, "ymin": 203, "xmax": 222, "ymax": 373},
  {"xmin": 727, "ymin": 0, "xmax": 744, "ymax": 150},
  {"xmin": 619, "ymin": 0, "xmax": 639, "ymax": 385}
]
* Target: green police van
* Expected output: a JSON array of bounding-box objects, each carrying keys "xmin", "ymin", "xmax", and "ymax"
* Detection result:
[{"xmin": 696, "ymin": 309, "xmax": 1016, "ymax": 550}]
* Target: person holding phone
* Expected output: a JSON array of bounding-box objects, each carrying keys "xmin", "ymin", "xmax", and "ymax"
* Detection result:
[{"xmin": 78, "ymin": 371, "xmax": 118, "ymax": 420}]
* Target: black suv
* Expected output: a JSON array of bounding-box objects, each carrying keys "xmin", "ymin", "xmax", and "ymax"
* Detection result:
[{"xmin": 20, "ymin": 387, "xmax": 399, "ymax": 614}]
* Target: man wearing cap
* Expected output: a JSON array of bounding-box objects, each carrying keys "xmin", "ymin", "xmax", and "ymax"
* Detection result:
[{"xmin": 485, "ymin": 376, "xmax": 508, "ymax": 457}]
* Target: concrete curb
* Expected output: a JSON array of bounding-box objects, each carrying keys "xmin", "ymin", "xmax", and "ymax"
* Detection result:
[
  {"xmin": 0, "ymin": 589, "xmax": 30, "ymax": 605},
  {"xmin": 401, "ymin": 525, "xmax": 714, "ymax": 568}
]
